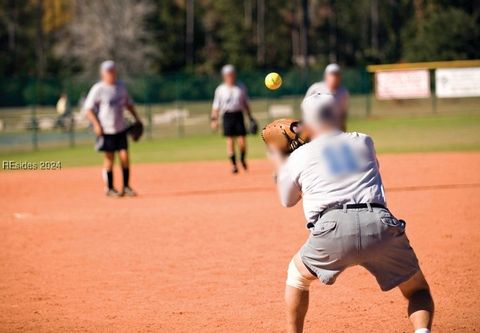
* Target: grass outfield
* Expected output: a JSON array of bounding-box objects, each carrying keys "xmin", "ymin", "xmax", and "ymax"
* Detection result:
[{"xmin": 1, "ymin": 112, "xmax": 480, "ymax": 169}]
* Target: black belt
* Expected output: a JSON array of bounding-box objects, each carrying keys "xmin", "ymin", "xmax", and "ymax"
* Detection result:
[
  {"xmin": 307, "ymin": 203, "xmax": 387, "ymax": 229},
  {"xmin": 321, "ymin": 203, "xmax": 386, "ymax": 217}
]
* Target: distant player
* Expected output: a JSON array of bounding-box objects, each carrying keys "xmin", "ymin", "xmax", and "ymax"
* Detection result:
[
  {"xmin": 264, "ymin": 94, "xmax": 434, "ymax": 333},
  {"xmin": 55, "ymin": 93, "xmax": 71, "ymax": 130},
  {"xmin": 210, "ymin": 65, "xmax": 254, "ymax": 173},
  {"xmin": 84, "ymin": 60, "xmax": 142, "ymax": 197},
  {"xmin": 305, "ymin": 64, "xmax": 349, "ymax": 131}
]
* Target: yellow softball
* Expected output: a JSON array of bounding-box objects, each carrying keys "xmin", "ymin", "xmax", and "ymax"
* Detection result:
[{"xmin": 265, "ymin": 72, "xmax": 282, "ymax": 90}]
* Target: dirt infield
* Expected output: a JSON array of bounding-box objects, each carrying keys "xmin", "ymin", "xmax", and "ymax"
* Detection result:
[{"xmin": 1, "ymin": 152, "xmax": 480, "ymax": 332}]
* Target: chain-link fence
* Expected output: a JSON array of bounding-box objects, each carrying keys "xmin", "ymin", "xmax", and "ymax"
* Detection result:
[
  {"xmin": 1, "ymin": 68, "xmax": 478, "ymax": 151},
  {"xmin": 0, "ymin": 68, "xmax": 364, "ymax": 151}
]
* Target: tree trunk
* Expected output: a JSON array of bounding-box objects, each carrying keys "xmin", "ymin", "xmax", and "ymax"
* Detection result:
[
  {"xmin": 300, "ymin": 0, "xmax": 309, "ymax": 67},
  {"xmin": 244, "ymin": 0, "xmax": 252, "ymax": 28},
  {"xmin": 35, "ymin": 0, "xmax": 45, "ymax": 77},
  {"xmin": 328, "ymin": 0, "xmax": 336, "ymax": 63},
  {"xmin": 256, "ymin": 0, "xmax": 265, "ymax": 65},
  {"xmin": 370, "ymin": 0, "xmax": 379, "ymax": 57},
  {"xmin": 186, "ymin": 0, "xmax": 194, "ymax": 67}
]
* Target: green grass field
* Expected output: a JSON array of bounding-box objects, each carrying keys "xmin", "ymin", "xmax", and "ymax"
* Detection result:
[{"xmin": 1, "ymin": 112, "xmax": 479, "ymax": 169}]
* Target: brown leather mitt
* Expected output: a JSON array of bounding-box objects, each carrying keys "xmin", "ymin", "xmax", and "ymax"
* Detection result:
[
  {"xmin": 127, "ymin": 121, "xmax": 144, "ymax": 142},
  {"xmin": 261, "ymin": 118, "xmax": 310, "ymax": 154}
]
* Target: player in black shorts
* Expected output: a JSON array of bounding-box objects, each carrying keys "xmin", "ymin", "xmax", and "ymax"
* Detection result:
[
  {"xmin": 210, "ymin": 65, "xmax": 253, "ymax": 173},
  {"xmin": 84, "ymin": 61, "xmax": 142, "ymax": 197}
]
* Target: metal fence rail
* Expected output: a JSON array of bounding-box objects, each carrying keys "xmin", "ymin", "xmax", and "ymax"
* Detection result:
[{"xmin": 1, "ymin": 68, "xmax": 479, "ymax": 152}]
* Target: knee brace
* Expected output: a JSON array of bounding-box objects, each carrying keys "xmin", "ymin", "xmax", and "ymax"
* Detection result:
[{"xmin": 286, "ymin": 259, "xmax": 313, "ymax": 291}]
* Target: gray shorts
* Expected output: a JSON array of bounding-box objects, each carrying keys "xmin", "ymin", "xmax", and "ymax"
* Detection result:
[{"xmin": 300, "ymin": 206, "xmax": 419, "ymax": 291}]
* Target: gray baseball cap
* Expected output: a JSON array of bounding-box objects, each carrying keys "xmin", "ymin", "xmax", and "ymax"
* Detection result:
[
  {"xmin": 325, "ymin": 63, "xmax": 341, "ymax": 75},
  {"xmin": 221, "ymin": 64, "xmax": 235, "ymax": 75},
  {"xmin": 302, "ymin": 93, "xmax": 336, "ymax": 128},
  {"xmin": 100, "ymin": 60, "xmax": 115, "ymax": 72}
]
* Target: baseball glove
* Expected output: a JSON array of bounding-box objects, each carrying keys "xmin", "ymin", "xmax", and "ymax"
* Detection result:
[
  {"xmin": 261, "ymin": 118, "xmax": 310, "ymax": 154},
  {"xmin": 127, "ymin": 121, "xmax": 144, "ymax": 142}
]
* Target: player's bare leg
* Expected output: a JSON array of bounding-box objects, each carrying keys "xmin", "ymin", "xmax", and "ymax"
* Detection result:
[
  {"xmin": 103, "ymin": 151, "xmax": 114, "ymax": 171},
  {"xmin": 237, "ymin": 135, "xmax": 247, "ymax": 170},
  {"xmin": 398, "ymin": 270, "xmax": 434, "ymax": 331},
  {"xmin": 285, "ymin": 253, "xmax": 316, "ymax": 333},
  {"xmin": 285, "ymin": 286, "xmax": 309, "ymax": 333},
  {"xmin": 103, "ymin": 152, "xmax": 120, "ymax": 197},
  {"xmin": 118, "ymin": 148, "xmax": 129, "ymax": 169},
  {"xmin": 118, "ymin": 149, "xmax": 136, "ymax": 196},
  {"xmin": 226, "ymin": 136, "xmax": 238, "ymax": 173}
]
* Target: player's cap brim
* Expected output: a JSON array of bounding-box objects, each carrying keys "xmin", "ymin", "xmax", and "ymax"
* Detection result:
[{"xmin": 100, "ymin": 60, "xmax": 116, "ymax": 72}]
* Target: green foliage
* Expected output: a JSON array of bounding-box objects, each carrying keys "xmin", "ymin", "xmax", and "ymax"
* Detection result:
[
  {"xmin": 149, "ymin": 1, "xmax": 187, "ymax": 72},
  {"xmin": 0, "ymin": 1, "xmax": 478, "ymax": 78},
  {"xmin": 0, "ymin": 67, "xmax": 370, "ymax": 107},
  {"xmin": 0, "ymin": 0, "xmax": 37, "ymax": 76},
  {"xmin": 403, "ymin": 7, "xmax": 480, "ymax": 61}
]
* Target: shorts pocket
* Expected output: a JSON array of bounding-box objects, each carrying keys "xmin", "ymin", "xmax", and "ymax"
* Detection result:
[
  {"xmin": 380, "ymin": 216, "xmax": 406, "ymax": 235},
  {"xmin": 312, "ymin": 221, "xmax": 337, "ymax": 236}
]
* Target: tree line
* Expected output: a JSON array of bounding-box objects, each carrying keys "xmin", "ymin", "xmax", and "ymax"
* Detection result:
[{"xmin": 0, "ymin": 0, "xmax": 479, "ymax": 78}]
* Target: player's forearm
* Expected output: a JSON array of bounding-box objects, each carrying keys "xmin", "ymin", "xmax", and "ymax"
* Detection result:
[
  {"xmin": 86, "ymin": 109, "xmax": 101, "ymax": 127},
  {"xmin": 86, "ymin": 109, "xmax": 103, "ymax": 136},
  {"xmin": 211, "ymin": 108, "xmax": 220, "ymax": 120},
  {"xmin": 245, "ymin": 104, "xmax": 253, "ymax": 119},
  {"xmin": 127, "ymin": 104, "xmax": 141, "ymax": 122}
]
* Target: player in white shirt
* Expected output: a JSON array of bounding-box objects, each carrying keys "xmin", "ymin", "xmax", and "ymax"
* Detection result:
[
  {"xmin": 305, "ymin": 64, "xmax": 349, "ymax": 131},
  {"xmin": 268, "ymin": 94, "xmax": 434, "ymax": 333},
  {"xmin": 84, "ymin": 61, "xmax": 142, "ymax": 197},
  {"xmin": 211, "ymin": 65, "xmax": 254, "ymax": 173}
]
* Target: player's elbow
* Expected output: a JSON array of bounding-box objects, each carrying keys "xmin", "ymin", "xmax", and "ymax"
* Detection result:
[
  {"xmin": 281, "ymin": 201, "xmax": 296, "ymax": 208},
  {"xmin": 85, "ymin": 109, "xmax": 95, "ymax": 119},
  {"xmin": 276, "ymin": 173, "xmax": 301, "ymax": 207},
  {"xmin": 279, "ymin": 195, "xmax": 299, "ymax": 208},
  {"xmin": 279, "ymin": 198, "xmax": 289, "ymax": 207}
]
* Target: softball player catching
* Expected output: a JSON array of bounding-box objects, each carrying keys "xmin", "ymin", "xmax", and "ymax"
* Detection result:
[
  {"xmin": 262, "ymin": 94, "xmax": 434, "ymax": 333},
  {"xmin": 305, "ymin": 64, "xmax": 349, "ymax": 131},
  {"xmin": 211, "ymin": 65, "xmax": 254, "ymax": 173},
  {"xmin": 84, "ymin": 61, "xmax": 142, "ymax": 197}
]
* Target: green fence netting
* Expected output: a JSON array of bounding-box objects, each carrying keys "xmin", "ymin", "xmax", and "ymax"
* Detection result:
[{"xmin": 0, "ymin": 68, "xmax": 371, "ymax": 107}]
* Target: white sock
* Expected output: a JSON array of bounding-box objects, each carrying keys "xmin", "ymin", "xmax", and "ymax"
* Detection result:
[{"xmin": 414, "ymin": 329, "xmax": 430, "ymax": 333}]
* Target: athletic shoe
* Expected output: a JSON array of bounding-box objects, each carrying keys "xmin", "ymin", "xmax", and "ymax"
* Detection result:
[
  {"xmin": 232, "ymin": 165, "xmax": 239, "ymax": 174},
  {"xmin": 241, "ymin": 160, "xmax": 248, "ymax": 171},
  {"xmin": 106, "ymin": 188, "xmax": 122, "ymax": 197},
  {"xmin": 122, "ymin": 186, "xmax": 137, "ymax": 197}
]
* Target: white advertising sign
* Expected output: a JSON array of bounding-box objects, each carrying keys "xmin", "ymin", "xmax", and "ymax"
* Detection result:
[
  {"xmin": 435, "ymin": 67, "xmax": 480, "ymax": 98},
  {"xmin": 375, "ymin": 69, "xmax": 430, "ymax": 100}
]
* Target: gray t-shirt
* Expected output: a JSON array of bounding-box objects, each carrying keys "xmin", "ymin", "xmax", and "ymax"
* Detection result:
[
  {"xmin": 276, "ymin": 131, "xmax": 386, "ymax": 225},
  {"xmin": 305, "ymin": 81, "xmax": 349, "ymax": 119},
  {"xmin": 83, "ymin": 81, "xmax": 133, "ymax": 134},
  {"xmin": 212, "ymin": 83, "xmax": 249, "ymax": 114}
]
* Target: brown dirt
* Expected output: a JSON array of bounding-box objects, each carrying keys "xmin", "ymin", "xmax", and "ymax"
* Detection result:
[{"xmin": 1, "ymin": 152, "xmax": 480, "ymax": 332}]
